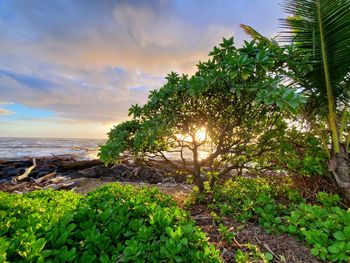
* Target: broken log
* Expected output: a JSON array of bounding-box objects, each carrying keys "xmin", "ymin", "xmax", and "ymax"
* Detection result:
[
  {"xmin": 61, "ymin": 159, "xmax": 102, "ymax": 170},
  {"xmin": 43, "ymin": 181, "xmax": 78, "ymax": 190},
  {"xmin": 36, "ymin": 171, "xmax": 57, "ymax": 183},
  {"xmin": 48, "ymin": 176, "xmax": 68, "ymax": 184},
  {"xmin": 42, "ymin": 184, "xmax": 61, "ymax": 190},
  {"xmin": 8, "ymin": 182, "xmax": 29, "ymax": 191},
  {"xmin": 15, "ymin": 158, "xmax": 36, "ymax": 181}
]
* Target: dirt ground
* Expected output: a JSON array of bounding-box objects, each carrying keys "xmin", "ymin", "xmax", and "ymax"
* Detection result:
[{"xmin": 189, "ymin": 204, "xmax": 322, "ymax": 263}]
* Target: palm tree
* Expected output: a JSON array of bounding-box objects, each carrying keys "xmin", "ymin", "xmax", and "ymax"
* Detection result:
[{"xmin": 242, "ymin": 0, "xmax": 350, "ymax": 199}]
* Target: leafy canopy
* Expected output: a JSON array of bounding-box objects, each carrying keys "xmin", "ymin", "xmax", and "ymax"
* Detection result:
[{"xmin": 99, "ymin": 38, "xmax": 306, "ymax": 188}]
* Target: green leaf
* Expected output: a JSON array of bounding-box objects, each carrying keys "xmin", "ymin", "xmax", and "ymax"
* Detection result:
[
  {"xmin": 100, "ymin": 254, "xmax": 110, "ymax": 263},
  {"xmin": 287, "ymin": 99, "xmax": 299, "ymax": 109},
  {"xmin": 175, "ymin": 255, "xmax": 183, "ymax": 262},
  {"xmin": 276, "ymin": 100, "xmax": 284, "ymax": 108},
  {"xmin": 264, "ymin": 252, "xmax": 274, "ymax": 261},
  {"xmin": 334, "ymin": 231, "xmax": 346, "ymax": 241},
  {"xmin": 311, "ymin": 248, "xmax": 319, "ymax": 256},
  {"xmin": 328, "ymin": 245, "xmax": 340, "ymax": 254},
  {"xmin": 343, "ymin": 226, "xmax": 350, "ymax": 238},
  {"xmin": 241, "ymin": 70, "xmax": 250, "ymax": 80},
  {"xmin": 33, "ymin": 238, "xmax": 46, "ymax": 254}
]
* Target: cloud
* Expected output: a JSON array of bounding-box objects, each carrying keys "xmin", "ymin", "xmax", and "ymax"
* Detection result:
[
  {"xmin": 0, "ymin": 0, "xmax": 284, "ymax": 137},
  {"xmin": 0, "ymin": 0, "xmax": 235, "ymax": 76},
  {"xmin": 0, "ymin": 102, "xmax": 15, "ymax": 115},
  {"xmin": 0, "ymin": 66, "xmax": 164, "ymax": 123},
  {"xmin": 0, "ymin": 108, "xmax": 14, "ymax": 115},
  {"xmin": 0, "ymin": 69, "xmax": 61, "ymax": 90}
]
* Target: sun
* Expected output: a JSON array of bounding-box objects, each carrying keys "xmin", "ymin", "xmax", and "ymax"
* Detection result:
[
  {"xmin": 175, "ymin": 127, "xmax": 207, "ymax": 143},
  {"xmin": 195, "ymin": 127, "xmax": 207, "ymax": 142}
]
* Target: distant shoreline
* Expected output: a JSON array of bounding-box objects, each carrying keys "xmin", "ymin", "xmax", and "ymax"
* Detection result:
[
  {"xmin": 0, "ymin": 137, "xmax": 104, "ymax": 160},
  {"xmin": 0, "ymin": 136, "xmax": 106, "ymax": 140}
]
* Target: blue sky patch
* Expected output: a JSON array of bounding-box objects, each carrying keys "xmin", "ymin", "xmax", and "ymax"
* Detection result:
[{"xmin": 0, "ymin": 103, "xmax": 54, "ymax": 121}]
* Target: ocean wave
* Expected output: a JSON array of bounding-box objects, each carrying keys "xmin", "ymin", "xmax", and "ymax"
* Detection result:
[{"xmin": 0, "ymin": 137, "xmax": 105, "ymax": 160}]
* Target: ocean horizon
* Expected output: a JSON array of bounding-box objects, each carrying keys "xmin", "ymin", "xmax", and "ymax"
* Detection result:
[{"xmin": 0, "ymin": 137, "xmax": 106, "ymax": 160}]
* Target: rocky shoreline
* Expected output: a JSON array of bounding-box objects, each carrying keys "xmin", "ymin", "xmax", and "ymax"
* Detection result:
[{"xmin": 0, "ymin": 155, "xmax": 189, "ymax": 193}]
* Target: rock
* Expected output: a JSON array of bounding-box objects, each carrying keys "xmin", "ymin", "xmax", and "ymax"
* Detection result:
[
  {"xmin": 13, "ymin": 161, "xmax": 32, "ymax": 168},
  {"xmin": 18, "ymin": 168, "xmax": 26, "ymax": 174},
  {"xmin": 110, "ymin": 164, "xmax": 164, "ymax": 184},
  {"xmin": 130, "ymin": 166, "xmax": 163, "ymax": 184},
  {"xmin": 3, "ymin": 167, "xmax": 20, "ymax": 178},
  {"xmin": 69, "ymin": 171, "xmax": 85, "ymax": 179},
  {"xmin": 111, "ymin": 164, "xmax": 135, "ymax": 178},
  {"xmin": 173, "ymin": 173, "xmax": 187, "ymax": 183},
  {"xmin": 31, "ymin": 165, "xmax": 52, "ymax": 178},
  {"xmin": 61, "ymin": 159, "xmax": 103, "ymax": 170},
  {"xmin": 162, "ymin": 177, "xmax": 176, "ymax": 184},
  {"xmin": 70, "ymin": 165, "xmax": 110, "ymax": 178}
]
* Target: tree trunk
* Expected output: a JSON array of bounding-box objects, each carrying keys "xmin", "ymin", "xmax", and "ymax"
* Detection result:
[
  {"xmin": 192, "ymin": 145, "xmax": 204, "ymax": 192},
  {"xmin": 209, "ymin": 175, "xmax": 217, "ymax": 189},
  {"xmin": 329, "ymin": 144, "xmax": 350, "ymax": 200},
  {"xmin": 194, "ymin": 169, "xmax": 204, "ymax": 192}
]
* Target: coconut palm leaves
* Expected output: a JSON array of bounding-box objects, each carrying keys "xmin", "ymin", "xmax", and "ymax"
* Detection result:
[
  {"xmin": 280, "ymin": 0, "xmax": 350, "ymax": 153},
  {"xmin": 242, "ymin": 0, "xmax": 350, "ymax": 199}
]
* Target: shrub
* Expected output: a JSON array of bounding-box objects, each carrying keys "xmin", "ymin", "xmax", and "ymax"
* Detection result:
[
  {"xmin": 0, "ymin": 184, "xmax": 221, "ymax": 262},
  {"xmin": 205, "ymin": 177, "xmax": 350, "ymax": 262}
]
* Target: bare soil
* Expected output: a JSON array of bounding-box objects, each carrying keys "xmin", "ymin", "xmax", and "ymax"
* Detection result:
[{"xmin": 189, "ymin": 203, "xmax": 322, "ymax": 263}]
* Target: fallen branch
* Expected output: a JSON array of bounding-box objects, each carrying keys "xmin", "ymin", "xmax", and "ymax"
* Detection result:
[
  {"xmin": 255, "ymin": 236, "xmax": 285, "ymax": 261},
  {"xmin": 15, "ymin": 158, "xmax": 36, "ymax": 181},
  {"xmin": 8, "ymin": 182, "xmax": 29, "ymax": 191},
  {"xmin": 42, "ymin": 184, "xmax": 61, "ymax": 190},
  {"xmin": 263, "ymin": 243, "xmax": 280, "ymax": 260},
  {"xmin": 36, "ymin": 171, "xmax": 57, "ymax": 183},
  {"xmin": 42, "ymin": 181, "xmax": 78, "ymax": 190},
  {"xmin": 48, "ymin": 176, "xmax": 68, "ymax": 184}
]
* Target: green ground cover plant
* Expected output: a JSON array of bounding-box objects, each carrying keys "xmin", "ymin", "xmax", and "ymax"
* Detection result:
[
  {"xmin": 193, "ymin": 177, "xmax": 350, "ymax": 262},
  {"xmin": 0, "ymin": 184, "xmax": 221, "ymax": 263}
]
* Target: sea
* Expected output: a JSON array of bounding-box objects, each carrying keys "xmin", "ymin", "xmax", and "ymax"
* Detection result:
[{"xmin": 0, "ymin": 137, "xmax": 106, "ymax": 160}]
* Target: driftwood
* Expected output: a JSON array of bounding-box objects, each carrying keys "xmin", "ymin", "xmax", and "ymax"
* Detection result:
[
  {"xmin": 42, "ymin": 184, "xmax": 61, "ymax": 190},
  {"xmin": 35, "ymin": 171, "xmax": 57, "ymax": 183},
  {"xmin": 43, "ymin": 182, "xmax": 77, "ymax": 190},
  {"xmin": 48, "ymin": 176, "xmax": 68, "ymax": 184},
  {"xmin": 8, "ymin": 182, "xmax": 29, "ymax": 191},
  {"xmin": 61, "ymin": 159, "xmax": 102, "ymax": 170},
  {"xmin": 15, "ymin": 158, "xmax": 36, "ymax": 181}
]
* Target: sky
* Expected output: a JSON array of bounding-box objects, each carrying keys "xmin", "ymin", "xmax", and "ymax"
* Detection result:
[{"xmin": 0, "ymin": 0, "xmax": 285, "ymax": 139}]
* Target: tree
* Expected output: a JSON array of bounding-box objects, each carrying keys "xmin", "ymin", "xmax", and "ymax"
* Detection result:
[
  {"xmin": 243, "ymin": 0, "xmax": 350, "ymax": 199},
  {"xmin": 99, "ymin": 38, "xmax": 305, "ymax": 192},
  {"xmin": 282, "ymin": 0, "xmax": 350, "ymax": 199}
]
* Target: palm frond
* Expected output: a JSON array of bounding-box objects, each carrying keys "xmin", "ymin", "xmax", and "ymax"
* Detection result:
[
  {"xmin": 240, "ymin": 24, "xmax": 279, "ymax": 46},
  {"xmin": 280, "ymin": 0, "xmax": 350, "ymax": 106}
]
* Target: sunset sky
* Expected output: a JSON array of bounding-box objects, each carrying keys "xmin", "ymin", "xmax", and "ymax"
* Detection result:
[{"xmin": 0, "ymin": 0, "xmax": 285, "ymax": 138}]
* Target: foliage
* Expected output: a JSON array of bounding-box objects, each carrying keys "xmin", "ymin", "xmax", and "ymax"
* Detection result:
[
  {"xmin": 255, "ymin": 126, "xmax": 328, "ymax": 176},
  {"xmin": 242, "ymin": 0, "xmax": 350, "ymax": 199},
  {"xmin": 99, "ymin": 37, "xmax": 306, "ymax": 191},
  {"xmin": 281, "ymin": 0, "xmax": 350, "ymax": 113},
  {"xmin": 234, "ymin": 243, "xmax": 273, "ymax": 263},
  {"xmin": 280, "ymin": 0, "xmax": 350, "ymax": 197},
  {"xmin": 217, "ymin": 223, "xmax": 235, "ymax": 244},
  {"xmin": 199, "ymin": 177, "xmax": 350, "ymax": 262},
  {"xmin": 0, "ymin": 185, "xmax": 221, "ymax": 262},
  {"xmin": 0, "ymin": 190, "xmax": 81, "ymax": 262}
]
